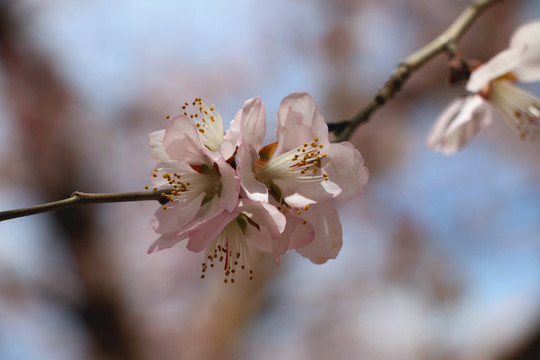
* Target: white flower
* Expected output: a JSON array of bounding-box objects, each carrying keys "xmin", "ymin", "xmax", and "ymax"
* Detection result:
[
  {"xmin": 148, "ymin": 98, "xmax": 240, "ymax": 239},
  {"xmin": 427, "ymin": 21, "xmax": 540, "ymax": 154}
]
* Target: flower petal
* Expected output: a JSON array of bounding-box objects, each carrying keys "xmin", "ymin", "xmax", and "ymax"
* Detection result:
[
  {"xmin": 274, "ymin": 124, "xmax": 316, "ymax": 157},
  {"xmin": 241, "ymin": 199, "xmax": 287, "ymax": 262},
  {"xmin": 151, "ymin": 191, "xmax": 207, "ymax": 235},
  {"xmin": 426, "ymin": 95, "xmax": 492, "ymax": 154},
  {"xmin": 163, "ymin": 116, "xmax": 208, "ymax": 164},
  {"xmin": 186, "ymin": 211, "xmax": 238, "ymax": 253},
  {"xmin": 295, "ymin": 203, "xmax": 343, "ymax": 264},
  {"xmin": 467, "ymin": 48, "xmax": 523, "ymax": 92},
  {"xmin": 323, "ymin": 142, "xmax": 369, "ymax": 203},
  {"xmin": 277, "ymin": 92, "xmax": 329, "ymax": 143},
  {"xmin": 215, "ymin": 158, "xmax": 241, "ymax": 212},
  {"xmin": 237, "ymin": 145, "xmax": 269, "ymax": 202},
  {"xmin": 276, "ymin": 177, "xmax": 341, "ymax": 208},
  {"xmin": 148, "ymin": 130, "xmax": 170, "ymax": 162},
  {"xmin": 509, "ymin": 21, "xmax": 540, "ymax": 82},
  {"xmin": 147, "ymin": 232, "xmax": 188, "ymax": 254},
  {"xmin": 281, "ymin": 215, "xmax": 315, "ymax": 251},
  {"xmin": 238, "ymin": 96, "xmax": 267, "ymax": 150}
]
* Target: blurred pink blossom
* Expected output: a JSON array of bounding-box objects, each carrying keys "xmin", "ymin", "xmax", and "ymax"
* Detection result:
[{"xmin": 427, "ymin": 21, "xmax": 540, "ymax": 154}]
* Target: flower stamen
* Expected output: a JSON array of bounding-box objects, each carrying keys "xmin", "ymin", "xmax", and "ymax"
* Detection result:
[
  {"xmin": 200, "ymin": 215, "xmax": 254, "ymax": 282},
  {"xmin": 181, "ymin": 97, "xmax": 224, "ymax": 150},
  {"xmin": 255, "ymin": 138, "xmax": 329, "ymax": 185}
]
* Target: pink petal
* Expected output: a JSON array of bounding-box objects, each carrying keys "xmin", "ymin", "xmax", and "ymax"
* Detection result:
[
  {"xmin": 186, "ymin": 211, "xmax": 238, "ymax": 253},
  {"xmin": 274, "ymin": 123, "xmax": 316, "ymax": 157},
  {"xmin": 426, "ymin": 95, "xmax": 492, "ymax": 154},
  {"xmin": 151, "ymin": 191, "xmax": 207, "ymax": 235},
  {"xmin": 277, "ymin": 92, "xmax": 329, "ymax": 143},
  {"xmin": 295, "ymin": 203, "xmax": 343, "ymax": 264},
  {"xmin": 271, "ymin": 214, "xmax": 315, "ymax": 264},
  {"xmin": 468, "ymin": 21, "xmax": 540, "ymax": 91},
  {"xmin": 148, "ymin": 130, "xmax": 170, "ymax": 162},
  {"xmin": 323, "ymin": 142, "xmax": 369, "ymax": 203},
  {"xmin": 276, "ymin": 177, "xmax": 341, "ymax": 208},
  {"xmin": 163, "ymin": 116, "xmax": 207, "ymax": 164},
  {"xmin": 215, "ymin": 158, "xmax": 241, "ymax": 212},
  {"xmin": 238, "ymin": 96, "xmax": 267, "ymax": 150},
  {"xmin": 241, "ymin": 199, "xmax": 287, "ymax": 261},
  {"xmin": 467, "ymin": 48, "xmax": 523, "ymax": 92},
  {"xmin": 237, "ymin": 145, "xmax": 269, "ymax": 202},
  {"xmin": 216, "ymin": 119, "xmax": 240, "ymax": 162},
  {"xmin": 147, "ymin": 232, "xmax": 189, "ymax": 254},
  {"xmin": 510, "ymin": 21, "xmax": 540, "ymax": 82},
  {"xmin": 244, "ymin": 226, "xmax": 274, "ymax": 253},
  {"xmin": 282, "ymin": 215, "xmax": 315, "ymax": 251}
]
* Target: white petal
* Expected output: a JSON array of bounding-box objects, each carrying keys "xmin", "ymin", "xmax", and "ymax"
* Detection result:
[
  {"xmin": 278, "ymin": 178, "xmax": 341, "ymax": 208},
  {"xmin": 147, "ymin": 232, "xmax": 188, "ymax": 254},
  {"xmin": 274, "ymin": 123, "xmax": 316, "ymax": 158},
  {"xmin": 296, "ymin": 203, "xmax": 343, "ymax": 264},
  {"xmin": 277, "ymin": 92, "xmax": 329, "ymax": 144},
  {"xmin": 323, "ymin": 142, "xmax": 369, "ymax": 203},
  {"xmin": 237, "ymin": 145, "xmax": 269, "ymax": 202},
  {"xmin": 215, "ymin": 158, "xmax": 240, "ymax": 212},
  {"xmin": 426, "ymin": 95, "xmax": 492, "ymax": 154},
  {"xmin": 238, "ymin": 96, "xmax": 267, "ymax": 150},
  {"xmin": 163, "ymin": 117, "xmax": 208, "ymax": 164},
  {"xmin": 510, "ymin": 21, "xmax": 540, "ymax": 82},
  {"xmin": 467, "ymin": 48, "xmax": 523, "ymax": 92},
  {"xmin": 186, "ymin": 211, "xmax": 237, "ymax": 253},
  {"xmin": 241, "ymin": 199, "xmax": 287, "ymax": 262},
  {"xmin": 148, "ymin": 130, "xmax": 170, "ymax": 162},
  {"xmin": 151, "ymin": 191, "xmax": 206, "ymax": 235}
]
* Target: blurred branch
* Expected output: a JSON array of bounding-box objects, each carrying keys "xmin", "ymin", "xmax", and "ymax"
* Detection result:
[
  {"xmin": 330, "ymin": 0, "xmax": 503, "ymax": 142},
  {"xmin": 0, "ymin": 189, "xmax": 174, "ymax": 221}
]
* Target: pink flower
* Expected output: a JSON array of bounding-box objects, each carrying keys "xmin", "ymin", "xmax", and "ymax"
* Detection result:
[
  {"xmin": 276, "ymin": 201, "xmax": 343, "ymax": 264},
  {"xmin": 148, "ymin": 94, "xmax": 369, "ymax": 276},
  {"xmin": 427, "ymin": 21, "xmax": 540, "ymax": 154},
  {"xmin": 238, "ymin": 92, "xmax": 369, "ymax": 207},
  {"xmin": 148, "ymin": 198, "xmax": 286, "ymax": 283},
  {"xmin": 148, "ymin": 98, "xmax": 240, "ymax": 239},
  {"xmin": 237, "ymin": 92, "xmax": 368, "ymax": 262}
]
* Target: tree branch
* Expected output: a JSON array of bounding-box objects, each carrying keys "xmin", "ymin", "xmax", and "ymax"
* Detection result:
[
  {"xmin": 0, "ymin": 189, "xmax": 174, "ymax": 221},
  {"xmin": 331, "ymin": 0, "xmax": 503, "ymax": 142}
]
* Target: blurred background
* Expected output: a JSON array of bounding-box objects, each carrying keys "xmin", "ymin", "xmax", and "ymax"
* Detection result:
[{"xmin": 1, "ymin": 0, "xmax": 540, "ymax": 359}]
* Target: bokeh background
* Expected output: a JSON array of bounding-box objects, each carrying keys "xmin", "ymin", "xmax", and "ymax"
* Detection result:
[{"xmin": 1, "ymin": 0, "xmax": 540, "ymax": 359}]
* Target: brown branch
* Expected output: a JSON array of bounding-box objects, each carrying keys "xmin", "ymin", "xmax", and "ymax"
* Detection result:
[
  {"xmin": 332, "ymin": 0, "xmax": 503, "ymax": 142},
  {"xmin": 0, "ymin": 189, "xmax": 174, "ymax": 221}
]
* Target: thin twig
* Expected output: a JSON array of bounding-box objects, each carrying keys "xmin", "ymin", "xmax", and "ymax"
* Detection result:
[
  {"xmin": 0, "ymin": 189, "xmax": 174, "ymax": 221},
  {"xmin": 332, "ymin": 0, "xmax": 503, "ymax": 142}
]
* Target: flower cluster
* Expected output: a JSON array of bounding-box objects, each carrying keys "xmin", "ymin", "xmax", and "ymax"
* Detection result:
[
  {"xmin": 147, "ymin": 92, "xmax": 369, "ymax": 282},
  {"xmin": 427, "ymin": 21, "xmax": 540, "ymax": 154}
]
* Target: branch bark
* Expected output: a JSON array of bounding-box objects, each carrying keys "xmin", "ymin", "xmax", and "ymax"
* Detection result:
[
  {"xmin": 331, "ymin": 0, "xmax": 503, "ymax": 142},
  {"xmin": 0, "ymin": 189, "xmax": 174, "ymax": 221}
]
